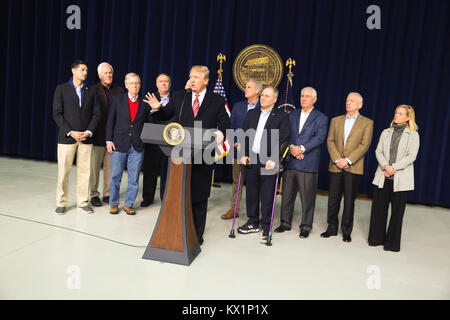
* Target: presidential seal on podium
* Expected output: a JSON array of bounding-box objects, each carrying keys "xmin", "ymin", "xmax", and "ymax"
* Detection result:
[{"xmin": 163, "ymin": 122, "xmax": 185, "ymax": 146}]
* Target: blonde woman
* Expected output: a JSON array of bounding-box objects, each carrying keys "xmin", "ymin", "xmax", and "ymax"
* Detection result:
[{"xmin": 368, "ymin": 105, "xmax": 420, "ymax": 252}]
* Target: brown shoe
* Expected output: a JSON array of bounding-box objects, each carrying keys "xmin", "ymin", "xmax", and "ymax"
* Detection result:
[
  {"xmin": 221, "ymin": 209, "xmax": 238, "ymax": 220},
  {"xmin": 109, "ymin": 205, "xmax": 119, "ymax": 215},
  {"xmin": 124, "ymin": 205, "xmax": 136, "ymax": 215}
]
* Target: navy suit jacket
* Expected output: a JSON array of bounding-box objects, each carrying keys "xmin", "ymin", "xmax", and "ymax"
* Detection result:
[
  {"xmin": 286, "ymin": 107, "xmax": 328, "ymax": 173},
  {"xmin": 230, "ymin": 100, "xmax": 261, "ymax": 130},
  {"xmin": 230, "ymin": 99, "xmax": 261, "ymax": 158},
  {"xmin": 242, "ymin": 106, "xmax": 290, "ymax": 162},
  {"xmin": 105, "ymin": 93, "xmax": 151, "ymax": 153},
  {"xmin": 53, "ymin": 81, "xmax": 101, "ymax": 144}
]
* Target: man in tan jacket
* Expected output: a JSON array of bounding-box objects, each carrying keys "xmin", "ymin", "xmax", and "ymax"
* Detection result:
[{"xmin": 320, "ymin": 92, "xmax": 373, "ymax": 243}]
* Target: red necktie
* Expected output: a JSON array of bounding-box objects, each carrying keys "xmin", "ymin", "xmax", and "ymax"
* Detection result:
[{"xmin": 193, "ymin": 94, "xmax": 200, "ymax": 117}]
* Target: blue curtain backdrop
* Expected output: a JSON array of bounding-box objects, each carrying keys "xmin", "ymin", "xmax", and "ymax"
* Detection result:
[{"xmin": 1, "ymin": 0, "xmax": 449, "ymax": 206}]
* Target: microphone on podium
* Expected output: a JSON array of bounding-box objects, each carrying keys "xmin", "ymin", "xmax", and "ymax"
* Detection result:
[{"xmin": 178, "ymin": 88, "xmax": 192, "ymax": 122}]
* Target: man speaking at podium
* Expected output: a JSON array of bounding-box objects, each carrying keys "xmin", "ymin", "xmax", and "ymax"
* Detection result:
[{"xmin": 144, "ymin": 65, "xmax": 230, "ymax": 245}]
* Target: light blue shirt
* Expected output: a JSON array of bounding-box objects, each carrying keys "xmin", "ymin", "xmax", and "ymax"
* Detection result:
[
  {"xmin": 247, "ymin": 99, "xmax": 259, "ymax": 112},
  {"xmin": 160, "ymin": 94, "xmax": 170, "ymax": 107},
  {"xmin": 341, "ymin": 112, "xmax": 359, "ymax": 165},
  {"xmin": 252, "ymin": 107, "xmax": 272, "ymax": 154},
  {"xmin": 344, "ymin": 113, "xmax": 358, "ymax": 146}
]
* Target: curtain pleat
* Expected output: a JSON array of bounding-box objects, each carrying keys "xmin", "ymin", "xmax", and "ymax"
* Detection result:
[{"xmin": 1, "ymin": 0, "xmax": 449, "ymax": 206}]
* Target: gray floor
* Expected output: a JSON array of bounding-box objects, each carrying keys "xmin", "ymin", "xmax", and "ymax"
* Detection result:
[{"xmin": 0, "ymin": 156, "xmax": 449, "ymax": 300}]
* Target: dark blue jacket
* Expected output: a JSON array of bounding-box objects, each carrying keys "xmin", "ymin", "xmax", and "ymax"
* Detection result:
[
  {"xmin": 285, "ymin": 108, "xmax": 328, "ymax": 173},
  {"xmin": 230, "ymin": 99, "xmax": 261, "ymax": 130},
  {"xmin": 105, "ymin": 93, "xmax": 151, "ymax": 153},
  {"xmin": 53, "ymin": 81, "xmax": 101, "ymax": 144},
  {"xmin": 230, "ymin": 99, "xmax": 261, "ymax": 158},
  {"xmin": 242, "ymin": 106, "xmax": 290, "ymax": 161}
]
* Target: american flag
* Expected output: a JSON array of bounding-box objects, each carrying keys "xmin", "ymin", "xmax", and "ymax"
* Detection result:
[{"xmin": 213, "ymin": 77, "xmax": 231, "ymax": 161}]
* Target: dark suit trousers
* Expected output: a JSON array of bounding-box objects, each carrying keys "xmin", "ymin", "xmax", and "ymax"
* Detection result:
[
  {"xmin": 192, "ymin": 199, "xmax": 208, "ymax": 241},
  {"xmin": 327, "ymin": 171, "xmax": 362, "ymax": 235},
  {"xmin": 368, "ymin": 179, "xmax": 408, "ymax": 252},
  {"xmin": 280, "ymin": 169, "xmax": 318, "ymax": 232},
  {"xmin": 142, "ymin": 144, "xmax": 168, "ymax": 203},
  {"xmin": 245, "ymin": 163, "xmax": 277, "ymax": 233}
]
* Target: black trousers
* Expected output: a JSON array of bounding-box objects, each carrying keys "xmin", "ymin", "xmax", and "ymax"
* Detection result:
[
  {"xmin": 142, "ymin": 144, "xmax": 168, "ymax": 203},
  {"xmin": 245, "ymin": 163, "xmax": 278, "ymax": 234},
  {"xmin": 192, "ymin": 198, "xmax": 208, "ymax": 241},
  {"xmin": 368, "ymin": 179, "xmax": 408, "ymax": 252},
  {"xmin": 326, "ymin": 171, "xmax": 362, "ymax": 235}
]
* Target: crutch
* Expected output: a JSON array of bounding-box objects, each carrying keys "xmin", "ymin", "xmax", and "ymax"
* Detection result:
[
  {"xmin": 228, "ymin": 161, "xmax": 247, "ymax": 238},
  {"xmin": 264, "ymin": 144, "xmax": 290, "ymax": 246}
]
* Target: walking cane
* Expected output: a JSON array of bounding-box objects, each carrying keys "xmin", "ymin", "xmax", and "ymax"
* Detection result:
[
  {"xmin": 229, "ymin": 161, "xmax": 248, "ymax": 238},
  {"xmin": 264, "ymin": 144, "xmax": 290, "ymax": 246}
]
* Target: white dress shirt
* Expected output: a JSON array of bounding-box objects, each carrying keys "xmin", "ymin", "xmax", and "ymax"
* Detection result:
[
  {"xmin": 299, "ymin": 107, "xmax": 314, "ymax": 134},
  {"xmin": 252, "ymin": 107, "xmax": 272, "ymax": 154}
]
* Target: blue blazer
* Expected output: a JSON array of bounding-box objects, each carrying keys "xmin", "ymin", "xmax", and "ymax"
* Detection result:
[
  {"xmin": 286, "ymin": 108, "xmax": 328, "ymax": 173},
  {"xmin": 105, "ymin": 93, "xmax": 151, "ymax": 153},
  {"xmin": 230, "ymin": 100, "xmax": 261, "ymax": 130},
  {"xmin": 230, "ymin": 99, "xmax": 261, "ymax": 158}
]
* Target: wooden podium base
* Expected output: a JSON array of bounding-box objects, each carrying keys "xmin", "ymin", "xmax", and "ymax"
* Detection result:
[{"xmin": 142, "ymin": 158, "xmax": 201, "ymax": 266}]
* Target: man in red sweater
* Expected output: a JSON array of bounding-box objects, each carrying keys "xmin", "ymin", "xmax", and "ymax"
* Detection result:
[{"xmin": 105, "ymin": 73, "xmax": 150, "ymax": 215}]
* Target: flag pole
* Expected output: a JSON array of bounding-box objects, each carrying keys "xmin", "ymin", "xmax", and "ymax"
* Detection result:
[{"xmin": 212, "ymin": 53, "xmax": 227, "ymax": 189}]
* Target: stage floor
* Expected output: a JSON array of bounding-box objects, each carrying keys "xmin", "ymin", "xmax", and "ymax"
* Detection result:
[{"xmin": 0, "ymin": 156, "xmax": 449, "ymax": 299}]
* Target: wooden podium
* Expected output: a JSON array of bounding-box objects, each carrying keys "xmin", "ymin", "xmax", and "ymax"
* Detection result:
[{"xmin": 140, "ymin": 123, "xmax": 213, "ymax": 266}]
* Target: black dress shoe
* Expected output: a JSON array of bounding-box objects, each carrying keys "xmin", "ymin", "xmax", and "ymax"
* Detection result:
[
  {"xmin": 274, "ymin": 225, "xmax": 291, "ymax": 233},
  {"xmin": 198, "ymin": 237, "xmax": 204, "ymax": 245},
  {"xmin": 320, "ymin": 230, "xmax": 338, "ymax": 238},
  {"xmin": 299, "ymin": 230, "xmax": 309, "ymax": 238},
  {"xmin": 102, "ymin": 196, "xmax": 109, "ymax": 204},
  {"xmin": 91, "ymin": 197, "xmax": 102, "ymax": 207},
  {"xmin": 343, "ymin": 234, "xmax": 352, "ymax": 242},
  {"xmin": 140, "ymin": 199, "xmax": 153, "ymax": 207}
]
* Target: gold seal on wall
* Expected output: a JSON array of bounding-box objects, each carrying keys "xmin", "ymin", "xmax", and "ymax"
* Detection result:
[
  {"xmin": 163, "ymin": 122, "xmax": 185, "ymax": 146},
  {"xmin": 233, "ymin": 44, "xmax": 284, "ymax": 92}
]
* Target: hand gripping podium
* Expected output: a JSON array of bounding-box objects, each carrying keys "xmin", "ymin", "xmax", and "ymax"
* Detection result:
[{"xmin": 140, "ymin": 123, "xmax": 214, "ymax": 266}]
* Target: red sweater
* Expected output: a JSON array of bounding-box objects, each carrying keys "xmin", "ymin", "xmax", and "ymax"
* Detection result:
[{"xmin": 128, "ymin": 97, "xmax": 138, "ymax": 122}]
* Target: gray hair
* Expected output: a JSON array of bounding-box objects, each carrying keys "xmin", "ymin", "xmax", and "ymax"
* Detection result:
[
  {"xmin": 97, "ymin": 62, "xmax": 113, "ymax": 75},
  {"xmin": 247, "ymin": 78, "xmax": 263, "ymax": 96},
  {"xmin": 124, "ymin": 72, "xmax": 141, "ymax": 84},
  {"xmin": 263, "ymin": 86, "xmax": 279, "ymax": 99},
  {"xmin": 301, "ymin": 86, "xmax": 317, "ymax": 98},
  {"xmin": 348, "ymin": 92, "xmax": 363, "ymax": 103}
]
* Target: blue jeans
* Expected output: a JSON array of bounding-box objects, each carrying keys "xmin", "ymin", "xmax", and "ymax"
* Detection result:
[{"xmin": 109, "ymin": 145, "xmax": 144, "ymax": 207}]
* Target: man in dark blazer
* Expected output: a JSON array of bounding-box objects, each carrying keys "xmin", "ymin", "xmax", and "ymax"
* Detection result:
[
  {"xmin": 321, "ymin": 92, "xmax": 373, "ymax": 243},
  {"xmin": 53, "ymin": 60, "xmax": 101, "ymax": 215},
  {"xmin": 144, "ymin": 65, "xmax": 230, "ymax": 245},
  {"xmin": 89, "ymin": 62, "xmax": 124, "ymax": 207},
  {"xmin": 141, "ymin": 73, "xmax": 171, "ymax": 207},
  {"xmin": 237, "ymin": 86, "xmax": 290, "ymax": 238},
  {"xmin": 105, "ymin": 73, "xmax": 150, "ymax": 215},
  {"xmin": 274, "ymin": 87, "xmax": 328, "ymax": 238},
  {"xmin": 221, "ymin": 78, "xmax": 262, "ymax": 220}
]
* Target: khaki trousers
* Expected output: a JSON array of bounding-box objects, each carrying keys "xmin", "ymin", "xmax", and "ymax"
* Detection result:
[
  {"xmin": 56, "ymin": 142, "xmax": 92, "ymax": 207},
  {"xmin": 89, "ymin": 146, "xmax": 111, "ymax": 198},
  {"xmin": 230, "ymin": 159, "xmax": 246, "ymax": 212}
]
